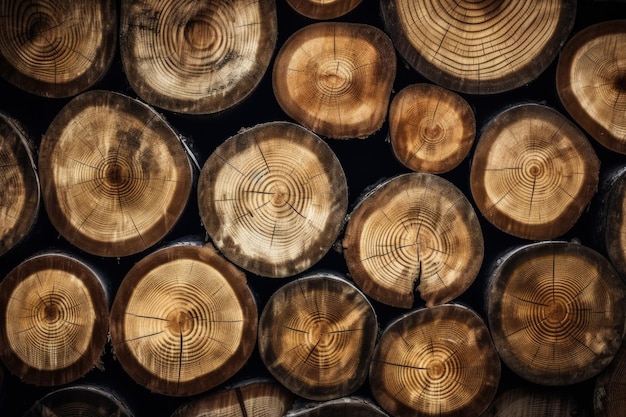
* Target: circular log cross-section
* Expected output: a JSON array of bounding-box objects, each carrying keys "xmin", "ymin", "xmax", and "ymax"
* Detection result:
[
  {"xmin": 23, "ymin": 386, "xmax": 133, "ymax": 417},
  {"xmin": 170, "ymin": 381, "xmax": 293, "ymax": 417},
  {"xmin": 557, "ymin": 20, "xmax": 626, "ymax": 154},
  {"xmin": 285, "ymin": 0, "xmax": 362, "ymax": 19},
  {"xmin": 39, "ymin": 90, "xmax": 193, "ymax": 257},
  {"xmin": 380, "ymin": 0, "xmax": 575, "ymax": 94},
  {"xmin": 258, "ymin": 272, "xmax": 378, "ymax": 400},
  {"xmin": 273, "ymin": 22, "xmax": 396, "ymax": 139},
  {"xmin": 595, "ymin": 340, "xmax": 626, "ymax": 417},
  {"xmin": 470, "ymin": 104, "xmax": 599, "ymax": 240},
  {"xmin": 483, "ymin": 386, "xmax": 590, "ymax": 417},
  {"xmin": 389, "ymin": 83, "xmax": 475, "ymax": 174},
  {"xmin": 109, "ymin": 244, "xmax": 258, "ymax": 397},
  {"xmin": 0, "ymin": 113, "xmax": 39, "ymax": 256},
  {"xmin": 342, "ymin": 173, "xmax": 484, "ymax": 308},
  {"xmin": 121, "ymin": 0, "xmax": 277, "ymax": 114},
  {"xmin": 486, "ymin": 241, "xmax": 626, "ymax": 386},
  {"xmin": 0, "ymin": 253, "xmax": 109, "ymax": 386},
  {"xmin": 0, "ymin": 0, "xmax": 116, "ymax": 98},
  {"xmin": 198, "ymin": 122, "xmax": 347, "ymax": 278},
  {"xmin": 369, "ymin": 304, "xmax": 500, "ymax": 417}
]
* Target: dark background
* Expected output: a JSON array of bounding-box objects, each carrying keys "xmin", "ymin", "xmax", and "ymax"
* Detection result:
[{"xmin": 1, "ymin": 0, "xmax": 626, "ymax": 416}]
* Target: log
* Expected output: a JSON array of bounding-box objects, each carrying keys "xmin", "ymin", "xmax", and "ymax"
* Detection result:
[
  {"xmin": 109, "ymin": 243, "xmax": 258, "ymax": 397},
  {"xmin": 257, "ymin": 271, "xmax": 378, "ymax": 401},
  {"xmin": 39, "ymin": 90, "xmax": 194, "ymax": 257},
  {"xmin": 388, "ymin": 83, "xmax": 475, "ymax": 174},
  {"xmin": 486, "ymin": 241, "xmax": 626, "ymax": 386},
  {"xmin": 0, "ymin": 112, "xmax": 40, "ymax": 257},
  {"xmin": 170, "ymin": 380, "xmax": 294, "ymax": 417},
  {"xmin": 594, "ymin": 335, "xmax": 626, "ymax": 417},
  {"xmin": 23, "ymin": 385, "xmax": 134, "ymax": 417},
  {"xmin": 481, "ymin": 386, "xmax": 591, "ymax": 417},
  {"xmin": 272, "ymin": 22, "xmax": 396, "ymax": 139},
  {"xmin": 380, "ymin": 0, "xmax": 575, "ymax": 94},
  {"xmin": 600, "ymin": 168, "xmax": 626, "ymax": 278},
  {"xmin": 286, "ymin": 397, "xmax": 390, "ymax": 417},
  {"xmin": 120, "ymin": 0, "xmax": 277, "ymax": 115},
  {"xmin": 469, "ymin": 103, "xmax": 599, "ymax": 240},
  {"xmin": 285, "ymin": 0, "xmax": 363, "ymax": 19},
  {"xmin": 369, "ymin": 304, "xmax": 500, "ymax": 417},
  {"xmin": 0, "ymin": 0, "xmax": 116, "ymax": 98},
  {"xmin": 198, "ymin": 121, "xmax": 347, "ymax": 278},
  {"xmin": 556, "ymin": 19, "xmax": 626, "ymax": 154},
  {"xmin": 0, "ymin": 252, "xmax": 109, "ymax": 386},
  {"xmin": 342, "ymin": 173, "xmax": 483, "ymax": 308}
]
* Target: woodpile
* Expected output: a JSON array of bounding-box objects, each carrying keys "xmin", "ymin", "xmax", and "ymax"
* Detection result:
[{"xmin": 1, "ymin": 1, "xmax": 626, "ymax": 417}]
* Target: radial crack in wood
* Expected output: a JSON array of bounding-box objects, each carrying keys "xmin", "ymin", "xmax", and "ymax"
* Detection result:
[
  {"xmin": 285, "ymin": 0, "xmax": 363, "ymax": 20},
  {"xmin": 272, "ymin": 22, "xmax": 396, "ymax": 139},
  {"xmin": 343, "ymin": 173, "xmax": 483, "ymax": 308}
]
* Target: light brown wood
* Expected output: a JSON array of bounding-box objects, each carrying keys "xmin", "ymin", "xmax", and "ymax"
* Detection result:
[
  {"xmin": 470, "ymin": 104, "xmax": 599, "ymax": 240},
  {"xmin": 486, "ymin": 241, "xmax": 626, "ymax": 386},
  {"xmin": 198, "ymin": 121, "xmax": 347, "ymax": 278},
  {"xmin": 39, "ymin": 90, "xmax": 194, "ymax": 257},
  {"xmin": 369, "ymin": 304, "xmax": 500, "ymax": 417},
  {"xmin": 120, "ymin": 0, "xmax": 277, "ymax": 114},
  {"xmin": 258, "ymin": 272, "xmax": 378, "ymax": 400},
  {"xmin": 109, "ymin": 243, "xmax": 258, "ymax": 397},
  {"xmin": 272, "ymin": 22, "xmax": 396, "ymax": 139},
  {"xmin": 481, "ymin": 386, "xmax": 591, "ymax": 417},
  {"xmin": 595, "ymin": 338, "xmax": 626, "ymax": 417},
  {"xmin": 286, "ymin": 397, "xmax": 389, "ymax": 417},
  {"xmin": 557, "ymin": 20, "xmax": 626, "ymax": 154},
  {"xmin": 0, "ymin": 253, "xmax": 109, "ymax": 386},
  {"xmin": 170, "ymin": 380, "xmax": 294, "ymax": 417},
  {"xmin": 23, "ymin": 386, "xmax": 134, "ymax": 417},
  {"xmin": 285, "ymin": 0, "xmax": 362, "ymax": 19},
  {"xmin": 0, "ymin": 113, "xmax": 40, "ymax": 256},
  {"xmin": 0, "ymin": 0, "xmax": 116, "ymax": 98},
  {"xmin": 380, "ymin": 0, "xmax": 575, "ymax": 94},
  {"xmin": 342, "ymin": 173, "xmax": 483, "ymax": 308},
  {"xmin": 389, "ymin": 83, "xmax": 475, "ymax": 174}
]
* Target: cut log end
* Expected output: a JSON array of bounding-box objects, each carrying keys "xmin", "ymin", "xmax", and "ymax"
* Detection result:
[
  {"xmin": 23, "ymin": 386, "xmax": 133, "ymax": 417},
  {"xmin": 285, "ymin": 0, "xmax": 363, "ymax": 19}
]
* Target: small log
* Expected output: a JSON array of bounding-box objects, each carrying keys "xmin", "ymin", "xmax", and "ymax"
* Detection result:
[
  {"xmin": 380, "ymin": 0, "xmax": 575, "ymax": 94},
  {"xmin": 600, "ymin": 168, "xmax": 626, "ymax": 278},
  {"xmin": 258, "ymin": 271, "xmax": 378, "ymax": 401},
  {"xmin": 369, "ymin": 304, "xmax": 500, "ymax": 417},
  {"xmin": 170, "ymin": 380, "xmax": 294, "ymax": 417},
  {"xmin": 286, "ymin": 397, "xmax": 389, "ymax": 417},
  {"xmin": 0, "ymin": 252, "xmax": 109, "ymax": 386},
  {"xmin": 470, "ymin": 103, "xmax": 599, "ymax": 240},
  {"xmin": 272, "ymin": 22, "xmax": 396, "ymax": 139},
  {"xmin": 198, "ymin": 121, "xmax": 347, "ymax": 278},
  {"xmin": 0, "ymin": 112, "xmax": 40, "ymax": 256},
  {"xmin": 481, "ymin": 386, "xmax": 591, "ymax": 417},
  {"xmin": 594, "ymin": 335, "xmax": 626, "ymax": 417},
  {"xmin": 39, "ymin": 90, "xmax": 194, "ymax": 257},
  {"xmin": 23, "ymin": 385, "xmax": 133, "ymax": 417},
  {"xmin": 120, "ymin": 0, "xmax": 277, "ymax": 114},
  {"xmin": 109, "ymin": 243, "xmax": 258, "ymax": 397},
  {"xmin": 285, "ymin": 0, "xmax": 362, "ymax": 19},
  {"xmin": 556, "ymin": 20, "xmax": 626, "ymax": 154},
  {"xmin": 486, "ymin": 241, "xmax": 626, "ymax": 386},
  {"xmin": 388, "ymin": 83, "xmax": 475, "ymax": 174},
  {"xmin": 0, "ymin": 0, "xmax": 116, "ymax": 98},
  {"xmin": 342, "ymin": 173, "xmax": 484, "ymax": 308}
]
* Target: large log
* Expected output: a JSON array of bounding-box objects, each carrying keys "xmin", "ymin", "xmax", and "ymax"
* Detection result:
[
  {"xmin": 39, "ymin": 90, "xmax": 194, "ymax": 257},
  {"xmin": 369, "ymin": 304, "xmax": 500, "ymax": 417},
  {"xmin": 198, "ymin": 121, "xmax": 347, "ymax": 278},
  {"xmin": 272, "ymin": 22, "xmax": 396, "ymax": 139},
  {"xmin": 23, "ymin": 385, "xmax": 134, "ymax": 417},
  {"xmin": 258, "ymin": 272, "xmax": 378, "ymax": 400},
  {"xmin": 109, "ymin": 243, "xmax": 258, "ymax": 397},
  {"xmin": 380, "ymin": 0, "xmax": 575, "ymax": 94},
  {"xmin": 0, "ymin": 0, "xmax": 116, "ymax": 98},
  {"xmin": 470, "ymin": 104, "xmax": 599, "ymax": 240},
  {"xmin": 285, "ymin": 0, "xmax": 363, "ymax": 19},
  {"xmin": 0, "ymin": 252, "xmax": 109, "ymax": 386},
  {"xmin": 342, "ymin": 173, "xmax": 483, "ymax": 308},
  {"xmin": 486, "ymin": 241, "xmax": 626, "ymax": 386},
  {"xmin": 120, "ymin": 0, "xmax": 277, "ymax": 114}
]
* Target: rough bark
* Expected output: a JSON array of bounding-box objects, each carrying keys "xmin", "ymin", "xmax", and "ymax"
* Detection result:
[
  {"xmin": 198, "ymin": 121, "xmax": 347, "ymax": 278},
  {"xmin": 0, "ymin": 252, "xmax": 109, "ymax": 386},
  {"xmin": 342, "ymin": 173, "xmax": 484, "ymax": 308},
  {"xmin": 470, "ymin": 103, "xmax": 599, "ymax": 240},
  {"xmin": 23, "ymin": 385, "xmax": 134, "ymax": 417},
  {"xmin": 369, "ymin": 304, "xmax": 500, "ymax": 417},
  {"xmin": 39, "ymin": 90, "xmax": 194, "ymax": 257},
  {"xmin": 286, "ymin": 397, "xmax": 390, "ymax": 417},
  {"xmin": 120, "ymin": 0, "xmax": 277, "ymax": 114},
  {"xmin": 486, "ymin": 241, "xmax": 626, "ymax": 386},
  {"xmin": 272, "ymin": 22, "xmax": 396, "ymax": 139},
  {"xmin": 285, "ymin": 0, "xmax": 363, "ymax": 19}
]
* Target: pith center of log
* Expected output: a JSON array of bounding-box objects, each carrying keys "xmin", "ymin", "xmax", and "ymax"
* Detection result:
[
  {"xmin": 166, "ymin": 309, "xmax": 194, "ymax": 336},
  {"xmin": 184, "ymin": 18, "xmax": 218, "ymax": 52}
]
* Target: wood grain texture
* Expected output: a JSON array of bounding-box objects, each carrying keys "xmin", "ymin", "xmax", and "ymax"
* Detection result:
[
  {"xmin": 23, "ymin": 386, "xmax": 133, "ymax": 417},
  {"xmin": 285, "ymin": 0, "xmax": 363, "ymax": 19}
]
